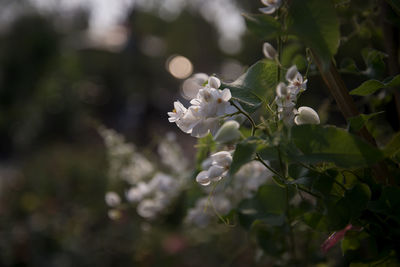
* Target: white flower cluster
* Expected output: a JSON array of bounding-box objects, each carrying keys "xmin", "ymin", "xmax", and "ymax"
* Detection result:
[
  {"xmin": 168, "ymin": 76, "xmax": 237, "ymax": 138},
  {"xmin": 100, "ymin": 127, "xmax": 186, "ymax": 220},
  {"xmin": 196, "ymin": 151, "xmax": 232, "ymax": 186},
  {"xmin": 273, "ymin": 64, "xmax": 319, "ymax": 125},
  {"xmin": 186, "ymin": 161, "xmax": 272, "ymax": 227},
  {"xmin": 126, "ymin": 173, "xmax": 181, "ymax": 219},
  {"xmin": 99, "ymin": 127, "xmax": 154, "ymax": 185}
]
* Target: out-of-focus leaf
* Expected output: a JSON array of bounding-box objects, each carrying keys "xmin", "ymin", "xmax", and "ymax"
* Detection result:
[
  {"xmin": 350, "ymin": 75, "xmax": 400, "ymax": 96},
  {"xmin": 287, "ymin": 0, "xmax": 340, "ymax": 71},
  {"xmin": 291, "ymin": 125, "xmax": 384, "ymax": 168},
  {"xmin": 386, "ymin": 0, "xmax": 400, "ymax": 16},
  {"xmin": 361, "ymin": 49, "xmax": 387, "ymax": 79},
  {"xmin": 229, "ymin": 137, "xmax": 259, "ymax": 175},
  {"xmin": 348, "ymin": 112, "xmax": 384, "ymax": 132},
  {"xmin": 243, "ymin": 13, "xmax": 282, "ymax": 39},
  {"xmin": 383, "ymin": 132, "xmax": 400, "ymax": 157},
  {"xmin": 221, "ymin": 60, "xmax": 278, "ymax": 113},
  {"xmin": 195, "ymin": 134, "xmax": 215, "ymax": 169}
]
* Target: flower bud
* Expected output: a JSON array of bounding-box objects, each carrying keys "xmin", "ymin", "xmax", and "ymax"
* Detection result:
[
  {"xmin": 294, "ymin": 106, "xmax": 320, "ymax": 125},
  {"xmin": 263, "ymin": 42, "xmax": 277, "ymax": 60},
  {"xmin": 208, "ymin": 76, "xmax": 221, "ymax": 89},
  {"xmin": 213, "ymin": 120, "xmax": 241, "ymax": 143}
]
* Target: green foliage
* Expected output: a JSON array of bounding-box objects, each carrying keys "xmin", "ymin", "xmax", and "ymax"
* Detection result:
[
  {"xmin": 221, "ymin": 60, "xmax": 278, "ymax": 113},
  {"xmin": 243, "ymin": 14, "xmax": 282, "ymax": 40},
  {"xmin": 287, "ymin": 0, "xmax": 340, "ymax": 71},
  {"xmin": 229, "ymin": 137, "xmax": 258, "ymax": 175},
  {"xmin": 350, "ymin": 75, "xmax": 400, "ymax": 96},
  {"xmin": 383, "ymin": 132, "xmax": 400, "ymax": 157},
  {"xmin": 291, "ymin": 125, "xmax": 384, "ymax": 168},
  {"xmin": 348, "ymin": 112, "xmax": 384, "ymax": 132}
]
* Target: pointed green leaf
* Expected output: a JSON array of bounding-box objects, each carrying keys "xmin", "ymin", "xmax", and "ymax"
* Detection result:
[
  {"xmin": 348, "ymin": 111, "xmax": 384, "ymax": 132},
  {"xmin": 243, "ymin": 13, "xmax": 282, "ymax": 39},
  {"xmin": 384, "ymin": 132, "xmax": 400, "ymax": 157},
  {"xmin": 287, "ymin": 0, "xmax": 340, "ymax": 71},
  {"xmin": 350, "ymin": 75, "xmax": 400, "ymax": 96},
  {"xmin": 229, "ymin": 137, "xmax": 259, "ymax": 175},
  {"xmin": 291, "ymin": 125, "xmax": 384, "ymax": 168},
  {"xmin": 221, "ymin": 60, "xmax": 278, "ymax": 113}
]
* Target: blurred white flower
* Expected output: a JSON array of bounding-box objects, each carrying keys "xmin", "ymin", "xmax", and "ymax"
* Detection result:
[
  {"xmin": 182, "ymin": 73, "xmax": 209, "ymax": 100},
  {"xmin": 259, "ymin": 0, "xmax": 282, "ymax": 14},
  {"xmin": 105, "ymin": 191, "xmax": 121, "ymax": 207},
  {"xmin": 196, "ymin": 151, "xmax": 232, "ymax": 186},
  {"xmin": 294, "ymin": 106, "xmax": 320, "ymax": 125},
  {"xmin": 262, "ymin": 42, "xmax": 277, "ymax": 60},
  {"xmin": 185, "ymin": 195, "xmax": 231, "ymax": 228}
]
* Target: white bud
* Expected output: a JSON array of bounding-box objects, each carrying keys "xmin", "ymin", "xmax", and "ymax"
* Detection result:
[
  {"xmin": 196, "ymin": 171, "xmax": 211, "ymax": 186},
  {"xmin": 105, "ymin": 191, "xmax": 121, "ymax": 207},
  {"xmin": 276, "ymin": 82, "xmax": 288, "ymax": 97},
  {"xmin": 213, "ymin": 120, "xmax": 241, "ymax": 143},
  {"xmin": 286, "ymin": 65, "xmax": 299, "ymax": 82},
  {"xmin": 263, "ymin": 42, "xmax": 277, "ymax": 60},
  {"xmin": 294, "ymin": 106, "xmax": 320, "ymax": 125},
  {"xmin": 208, "ymin": 76, "xmax": 221, "ymax": 89}
]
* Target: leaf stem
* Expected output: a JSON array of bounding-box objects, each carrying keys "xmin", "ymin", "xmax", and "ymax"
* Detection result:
[{"xmin": 231, "ymin": 101, "xmax": 257, "ymax": 136}]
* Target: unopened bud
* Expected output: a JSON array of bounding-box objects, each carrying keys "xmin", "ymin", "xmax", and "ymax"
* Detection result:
[
  {"xmin": 263, "ymin": 42, "xmax": 277, "ymax": 60},
  {"xmin": 294, "ymin": 106, "xmax": 320, "ymax": 125},
  {"xmin": 213, "ymin": 120, "xmax": 241, "ymax": 143},
  {"xmin": 208, "ymin": 76, "xmax": 221, "ymax": 89}
]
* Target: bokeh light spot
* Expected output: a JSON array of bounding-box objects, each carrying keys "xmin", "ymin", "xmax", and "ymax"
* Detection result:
[{"xmin": 167, "ymin": 55, "xmax": 193, "ymax": 79}]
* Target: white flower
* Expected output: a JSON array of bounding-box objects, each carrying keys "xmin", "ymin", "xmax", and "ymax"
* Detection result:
[
  {"xmin": 125, "ymin": 182, "xmax": 151, "ymax": 203},
  {"xmin": 262, "ymin": 42, "xmax": 277, "ymax": 60},
  {"xmin": 182, "ymin": 73, "xmax": 209, "ymax": 100},
  {"xmin": 208, "ymin": 76, "xmax": 221, "ymax": 89},
  {"xmin": 105, "ymin": 191, "xmax": 121, "ymax": 207},
  {"xmin": 275, "ymin": 82, "xmax": 296, "ymax": 109},
  {"xmin": 137, "ymin": 199, "xmax": 161, "ymax": 219},
  {"xmin": 286, "ymin": 65, "xmax": 307, "ymax": 95},
  {"xmin": 168, "ymin": 101, "xmax": 187, "ymax": 123},
  {"xmin": 171, "ymin": 76, "xmax": 237, "ymax": 138},
  {"xmin": 196, "ymin": 151, "xmax": 232, "ymax": 186},
  {"xmin": 259, "ymin": 0, "xmax": 282, "ymax": 14},
  {"xmin": 294, "ymin": 106, "xmax": 320, "ymax": 125},
  {"xmin": 213, "ymin": 120, "xmax": 241, "ymax": 143}
]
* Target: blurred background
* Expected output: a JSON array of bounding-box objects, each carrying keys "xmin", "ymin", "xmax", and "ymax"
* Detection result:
[
  {"xmin": 0, "ymin": 0, "xmax": 274, "ymax": 266},
  {"xmin": 2, "ymin": 0, "xmax": 394, "ymax": 265}
]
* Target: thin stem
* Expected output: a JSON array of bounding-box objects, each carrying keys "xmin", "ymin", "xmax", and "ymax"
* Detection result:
[
  {"xmin": 286, "ymin": 186, "xmax": 297, "ymax": 261},
  {"xmin": 231, "ymin": 101, "xmax": 257, "ymax": 136},
  {"xmin": 256, "ymin": 153, "xmax": 282, "ymax": 178}
]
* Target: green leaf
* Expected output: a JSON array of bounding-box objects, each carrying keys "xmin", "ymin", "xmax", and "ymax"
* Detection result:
[
  {"xmin": 221, "ymin": 60, "xmax": 278, "ymax": 113},
  {"xmin": 291, "ymin": 125, "xmax": 384, "ymax": 168},
  {"xmin": 337, "ymin": 183, "xmax": 371, "ymax": 220},
  {"xmin": 386, "ymin": 0, "xmax": 400, "ymax": 18},
  {"xmin": 229, "ymin": 137, "xmax": 259, "ymax": 175},
  {"xmin": 383, "ymin": 132, "xmax": 400, "ymax": 157},
  {"xmin": 238, "ymin": 184, "xmax": 288, "ymax": 229},
  {"xmin": 195, "ymin": 134, "xmax": 215, "ymax": 169},
  {"xmin": 361, "ymin": 48, "xmax": 387, "ymax": 79},
  {"xmin": 350, "ymin": 75, "xmax": 400, "ymax": 96},
  {"xmin": 243, "ymin": 13, "xmax": 281, "ymax": 40},
  {"xmin": 287, "ymin": 0, "xmax": 340, "ymax": 71},
  {"xmin": 348, "ymin": 111, "xmax": 384, "ymax": 132}
]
